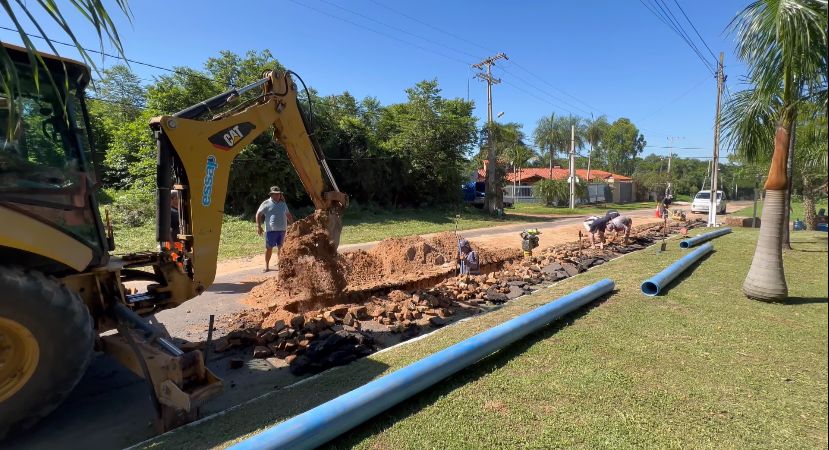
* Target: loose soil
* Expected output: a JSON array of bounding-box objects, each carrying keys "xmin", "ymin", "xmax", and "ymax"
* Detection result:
[
  {"xmin": 245, "ymin": 211, "xmax": 520, "ymax": 315},
  {"xmin": 200, "ymin": 217, "xmax": 704, "ymax": 376}
]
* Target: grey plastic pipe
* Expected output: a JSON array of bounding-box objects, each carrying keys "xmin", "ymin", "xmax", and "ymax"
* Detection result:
[
  {"xmin": 229, "ymin": 279, "xmax": 615, "ymax": 450},
  {"xmin": 641, "ymin": 242, "xmax": 713, "ymax": 296},
  {"xmin": 679, "ymin": 227, "xmax": 731, "ymax": 248}
]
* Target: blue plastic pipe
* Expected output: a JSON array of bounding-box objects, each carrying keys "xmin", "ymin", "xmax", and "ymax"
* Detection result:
[
  {"xmin": 641, "ymin": 243, "xmax": 713, "ymax": 296},
  {"xmin": 230, "ymin": 279, "xmax": 615, "ymax": 450},
  {"xmin": 679, "ymin": 227, "xmax": 731, "ymax": 248}
]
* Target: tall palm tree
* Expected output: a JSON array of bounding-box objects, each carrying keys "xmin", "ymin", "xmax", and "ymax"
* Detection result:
[
  {"xmin": 585, "ymin": 115, "xmax": 609, "ymax": 182},
  {"xmin": 533, "ymin": 113, "xmax": 560, "ymax": 178},
  {"xmin": 724, "ymin": 0, "xmax": 827, "ymax": 301}
]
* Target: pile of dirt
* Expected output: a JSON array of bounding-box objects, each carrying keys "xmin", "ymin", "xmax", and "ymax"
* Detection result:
[
  {"xmin": 248, "ymin": 229, "xmax": 520, "ymax": 312},
  {"xmin": 246, "ymin": 211, "xmax": 347, "ymax": 313},
  {"xmin": 207, "ymin": 218, "xmax": 704, "ymax": 376}
]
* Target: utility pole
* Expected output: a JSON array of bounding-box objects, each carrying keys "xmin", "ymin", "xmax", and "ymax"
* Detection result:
[
  {"xmin": 586, "ymin": 113, "xmax": 594, "ymax": 203},
  {"xmin": 473, "ymin": 52, "xmax": 508, "ymax": 215},
  {"xmin": 568, "ymin": 125, "xmax": 576, "ymax": 209},
  {"xmin": 665, "ymin": 136, "xmax": 683, "ymax": 199},
  {"xmin": 708, "ymin": 52, "xmax": 724, "ymax": 227}
]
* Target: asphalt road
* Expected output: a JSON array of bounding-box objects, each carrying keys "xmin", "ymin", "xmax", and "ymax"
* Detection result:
[{"xmin": 2, "ymin": 202, "xmax": 750, "ymax": 450}]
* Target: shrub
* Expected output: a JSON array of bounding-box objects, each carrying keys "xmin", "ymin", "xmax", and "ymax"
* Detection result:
[{"xmin": 100, "ymin": 188, "xmax": 155, "ymax": 228}]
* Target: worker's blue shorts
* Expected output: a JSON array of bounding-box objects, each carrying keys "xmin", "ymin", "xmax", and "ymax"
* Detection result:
[{"xmin": 265, "ymin": 230, "xmax": 286, "ymax": 249}]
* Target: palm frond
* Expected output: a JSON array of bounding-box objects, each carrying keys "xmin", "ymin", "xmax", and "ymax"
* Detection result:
[
  {"xmin": 730, "ymin": 0, "xmax": 827, "ymax": 99},
  {"xmin": 721, "ymin": 87, "xmax": 781, "ymax": 163}
]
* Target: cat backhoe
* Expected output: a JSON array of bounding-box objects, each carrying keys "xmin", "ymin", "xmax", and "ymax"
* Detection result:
[{"xmin": 0, "ymin": 43, "xmax": 347, "ymax": 436}]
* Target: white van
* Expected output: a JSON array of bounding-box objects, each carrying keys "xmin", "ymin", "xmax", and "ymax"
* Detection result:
[{"xmin": 691, "ymin": 190, "xmax": 726, "ymax": 214}]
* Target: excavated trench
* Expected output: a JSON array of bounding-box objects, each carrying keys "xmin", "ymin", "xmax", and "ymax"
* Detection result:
[{"xmin": 208, "ymin": 214, "xmax": 704, "ymax": 377}]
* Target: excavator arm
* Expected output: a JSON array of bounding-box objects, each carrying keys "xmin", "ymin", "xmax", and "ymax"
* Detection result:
[{"xmin": 149, "ymin": 71, "xmax": 347, "ymax": 300}]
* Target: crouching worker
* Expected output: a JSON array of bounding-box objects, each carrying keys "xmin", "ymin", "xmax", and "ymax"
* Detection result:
[
  {"xmin": 458, "ymin": 239, "xmax": 480, "ymax": 275},
  {"xmin": 584, "ymin": 215, "xmax": 611, "ymax": 249},
  {"xmin": 606, "ymin": 214, "xmax": 633, "ymax": 245}
]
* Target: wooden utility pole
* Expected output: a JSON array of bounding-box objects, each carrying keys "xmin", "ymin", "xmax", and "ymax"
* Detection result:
[
  {"xmin": 569, "ymin": 124, "xmax": 576, "ymax": 209},
  {"xmin": 708, "ymin": 52, "xmax": 724, "ymax": 227},
  {"xmin": 666, "ymin": 136, "xmax": 683, "ymax": 198},
  {"xmin": 473, "ymin": 52, "xmax": 508, "ymax": 214}
]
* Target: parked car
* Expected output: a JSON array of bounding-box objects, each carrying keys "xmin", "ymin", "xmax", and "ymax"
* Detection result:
[
  {"xmin": 461, "ymin": 181, "xmax": 514, "ymax": 208},
  {"xmin": 691, "ymin": 190, "xmax": 726, "ymax": 214}
]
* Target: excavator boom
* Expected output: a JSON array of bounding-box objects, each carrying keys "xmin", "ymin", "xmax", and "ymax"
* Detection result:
[{"xmin": 150, "ymin": 70, "xmax": 348, "ymax": 298}]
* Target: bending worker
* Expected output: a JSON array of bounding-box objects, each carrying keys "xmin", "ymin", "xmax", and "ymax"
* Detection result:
[
  {"xmin": 458, "ymin": 239, "xmax": 480, "ymax": 275},
  {"xmin": 606, "ymin": 214, "xmax": 633, "ymax": 245},
  {"xmin": 584, "ymin": 211, "xmax": 624, "ymax": 249}
]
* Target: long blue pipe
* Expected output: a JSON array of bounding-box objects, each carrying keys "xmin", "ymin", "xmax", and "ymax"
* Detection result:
[
  {"xmin": 229, "ymin": 279, "xmax": 615, "ymax": 450},
  {"xmin": 679, "ymin": 227, "xmax": 731, "ymax": 248},
  {"xmin": 641, "ymin": 243, "xmax": 713, "ymax": 296}
]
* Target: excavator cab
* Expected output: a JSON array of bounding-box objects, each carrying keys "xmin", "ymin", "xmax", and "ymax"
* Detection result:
[{"xmin": 1, "ymin": 45, "xmax": 108, "ymax": 270}]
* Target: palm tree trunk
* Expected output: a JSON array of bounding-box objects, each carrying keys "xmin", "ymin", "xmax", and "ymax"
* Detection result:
[
  {"xmin": 803, "ymin": 177, "xmax": 817, "ymax": 230},
  {"xmin": 743, "ymin": 190, "xmax": 788, "ymax": 299},
  {"xmin": 782, "ymin": 117, "xmax": 797, "ymax": 249},
  {"xmin": 743, "ymin": 122, "xmax": 791, "ymax": 301}
]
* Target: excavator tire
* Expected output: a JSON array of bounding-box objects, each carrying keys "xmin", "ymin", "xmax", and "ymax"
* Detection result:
[{"xmin": 0, "ymin": 266, "xmax": 94, "ymax": 439}]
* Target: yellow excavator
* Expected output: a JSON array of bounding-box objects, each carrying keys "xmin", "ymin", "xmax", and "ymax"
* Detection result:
[{"xmin": 0, "ymin": 43, "xmax": 347, "ymax": 436}]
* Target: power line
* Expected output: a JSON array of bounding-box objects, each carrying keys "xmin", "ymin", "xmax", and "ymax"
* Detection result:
[
  {"xmin": 0, "ymin": 24, "xmax": 225, "ymax": 86},
  {"xmin": 505, "ymin": 60, "xmax": 604, "ymax": 114},
  {"xmin": 366, "ymin": 0, "xmax": 498, "ymax": 55},
  {"xmin": 656, "ymin": 0, "xmax": 715, "ymax": 71},
  {"xmin": 636, "ymin": 0, "xmax": 716, "ymax": 74},
  {"xmin": 645, "ymin": 145, "xmax": 706, "ymax": 150},
  {"xmin": 350, "ymin": 0, "xmax": 607, "ymax": 120},
  {"xmin": 492, "ymin": 65, "xmax": 591, "ymax": 116},
  {"xmin": 317, "ymin": 0, "xmax": 482, "ymax": 61},
  {"xmin": 671, "ymin": 0, "xmax": 718, "ymax": 61},
  {"xmin": 284, "ymin": 0, "xmax": 472, "ymax": 67},
  {"xmin": 651, "ymin": 0, "xmax": 716, "ymax": 73},
  {"xmin": 638, "ymin": 75, "xmax": 710, "ymax": 121}
]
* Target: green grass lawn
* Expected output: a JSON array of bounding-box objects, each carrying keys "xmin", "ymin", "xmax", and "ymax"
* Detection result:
[
  {"xmin": 143, "ymin": 229, "xmax": 828, "ymax": 449},
  {"xmin": 512, "ymin": 201, "xmax": 656, "ymax": 216},
  {"xmin": 112, "ymin": 206, "xmax": 540, "ymax": 259},
  {"xmin": 733, "ymin": 198, "xmax": 828, "ymax": 220}
]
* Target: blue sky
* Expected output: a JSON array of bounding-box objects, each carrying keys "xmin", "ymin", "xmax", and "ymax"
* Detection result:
[{"xmin": 1, "ymin": 0, "xmax": 750, "ymax": 159}]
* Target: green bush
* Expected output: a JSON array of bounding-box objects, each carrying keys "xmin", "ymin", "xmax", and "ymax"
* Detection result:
[
  {"xmin": 101, "ymin": 188, "xmax": 155, "ymax": 227},
  {"xmin": 533, "ymin": 179, "xmax": 588, "ymax": 206}
]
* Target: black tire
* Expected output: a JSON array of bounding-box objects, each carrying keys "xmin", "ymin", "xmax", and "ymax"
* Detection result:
[{"xmin": 0, "ymin": 267, "xmax": 94, "ymax": 438}]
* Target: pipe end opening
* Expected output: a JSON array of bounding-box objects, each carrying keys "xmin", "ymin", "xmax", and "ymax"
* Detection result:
[
  {"xmin": 679, "ymin": 241, "xmax": 690, "ymax": 249},
  {"xmin": 641, "ymin": 281, "xmax": 660, "ymax": 296}
]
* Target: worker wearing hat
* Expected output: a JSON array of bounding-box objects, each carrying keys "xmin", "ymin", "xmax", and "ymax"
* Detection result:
[{"xmin": 256, "ymin": 186, "xmax": 294, "ymax": 272}]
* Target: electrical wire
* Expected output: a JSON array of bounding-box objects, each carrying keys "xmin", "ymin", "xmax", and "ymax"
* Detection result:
[
  {"xmin": 0, "ymin": 24, "xmax": 225, "ymax": 86},
  {"xmin": 284, "ymin": 0, "xmax": 472, "ymax": 67},
  {"xmin": 638, "ymin": 75, "xmax": 710, "ymax": 121},
  {"xmin": 317, "ymin": 0, "xmax": 482, "ymax": 61},
  {"xmin": 505, "ymin": 60, "xmax": 604, "ymax": 114},
  {"xmin": 366, "ymin": 0, "xmax": 498, "ymax": 55},
  {"xmin": 635, "ymin": 0, "xmax": 716, "ymax": 74},
  {"xmin": 652, "ymin": 0, "xmax": 716, "ymax": 73},
  {"xmin": 492, "ymin": 65, "xmax": 591, "ymax": 116},
  {"xmin": 671, "ymin": 0, "xmax": 718, "ymax": 61}
]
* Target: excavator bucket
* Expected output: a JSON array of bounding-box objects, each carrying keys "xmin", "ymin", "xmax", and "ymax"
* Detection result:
[
  {"xmin": 324, "ymin": 191, "xmax": 349, "ymax": 248},
  {"xmin": 327, "ymin": 211, "xmax": 343, "ymax": 249}
]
